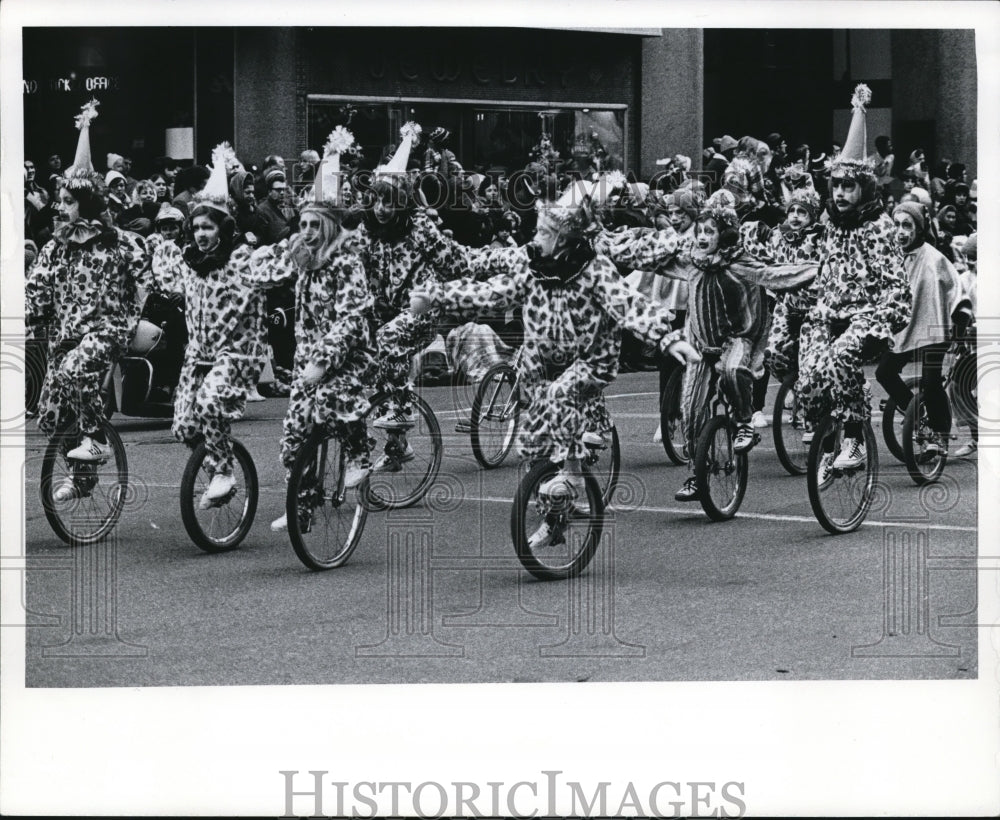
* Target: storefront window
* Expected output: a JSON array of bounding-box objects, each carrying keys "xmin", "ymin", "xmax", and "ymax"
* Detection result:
[{"xmin": 307, "ymin": 97, "xmax": 626, "ymax": 177}]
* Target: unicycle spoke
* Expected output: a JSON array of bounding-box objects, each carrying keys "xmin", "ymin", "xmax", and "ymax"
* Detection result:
[
  {"xmin": 470, "ymin": 363, "xmax": 520, "ymax": 469},
  {"xmin": 41, "ymin": 420, "xmax": 128, "ymax": 547},
  {"xmin": 363, "ymin": 391, "xmax": 442, "ymax": 510},
  {"xmin": 287, "ymin": 431, "xmax": 368, "ymax": 571},
  {"xmin": 511, "ymin": 460, "xmax": 604, "ymax": 581},
  {"xmin": 180, "ymin": 439, "xmax": 258, "ymax": 553},
  {"xmin": 696, "ymin": 416, "xmax": 748, "ymax": 521},
  {"xmin": 807, "ymin": 415, "xmax": 878, "ymax": 534}
]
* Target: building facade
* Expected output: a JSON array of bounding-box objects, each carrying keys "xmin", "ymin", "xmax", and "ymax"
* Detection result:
[{"xmin": 22, "ymin": 27, "xmax": 977, "ymax": 183}]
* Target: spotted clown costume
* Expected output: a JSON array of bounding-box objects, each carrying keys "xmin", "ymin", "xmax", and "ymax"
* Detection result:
[
  {"xmin": 360, "ymin": 209, "xmax": 468, "ymax": 412},
  {"xmin": 248, "ymin": 232, "xmax": 377, "ymax": 470},
  {"xmin": 738, "ymin": 217, "xmax": 825, "ymax": 383},
  {"xmin": 425, "ymin": 244, "xmax": 682, "ymax": 463},
  {"xmin": 147, "ymin": 234, "xmax": 266, "ymax": 476},
  {"xmin": 26, "ymin": 224, "xmax": 147, "ymax": 438},
  {"xmin": 794, "ymin": 204, "xmax": 910, "ymax": 424}
]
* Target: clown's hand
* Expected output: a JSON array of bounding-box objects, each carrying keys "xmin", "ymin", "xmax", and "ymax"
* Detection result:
[
  {"xmin": 301, "ymin": 361, "xmax": 326, "ymax": 386},
  {"xmin": 662, "ymin": 338, "xmax": 701, "ymax": 365},
  {"xmin": 410, "ymin": 287, "xmax": 434, "ymax": 316}
]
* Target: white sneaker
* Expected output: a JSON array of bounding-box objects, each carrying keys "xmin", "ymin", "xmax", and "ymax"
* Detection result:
[
  {"xmin": 539, "ymin": 469, "xmax": 586, "ymax": 500},
  {"xmin": 528, "ymin": 520, "xmax": 558, "ymax": 549},
  {"xmin": 833, "ymin": 438, "xmax": 866, "ymax": 470},
  {"xmin": 343, "ymin": 459, "xmax": 371, "ymax": 489},
  {"xmin": 247, "ymin": 387, "xmax": 266, "ymax": 402},
  {"xmin": 751, "ymin": 410, "xmax": 770, "ymax": 428},
  {"xmin": 581, "ymin": 430, "xmax": 607, "ymax": 448},
  {"xmin": 270, "ymin": 514, "xmax": 288, "ymax": 532},
  {"xmin": 52, "ymin": 477, "xmax": 78, "ymax": 503},
  {"xmin": 373, "ymin": 409, "xmax": 414, "ymax": 430},
  {"xmin": 784, "ymin": 391, "xmax": 794, "ymax": 410},
  {"xmin": 816, "ymin": 453, "xmax": 835, "ymax": 489},
  {"xmin": 733, "ymin": 423, "xmax": 759, "ymax": 453},
  {"xmin": 801, "ymin": 430, "xmax": 814, "ymax": 445},
  {"xmin": 66, "ymin": 436, "xmax": 112, "ymax": 461},
  {"xmin": 652, "ymin": 423, "xmax": 662, "ymax": 443},
  {"xmin": 205, "ymin": 472, "xmax": 236, "ymax": 503},
  {"xmin": 955, "ymin": 441, "xmax": 978, "ymax": 458}
]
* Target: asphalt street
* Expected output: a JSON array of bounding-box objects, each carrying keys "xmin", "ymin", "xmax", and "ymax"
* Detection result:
[{"xmin": 21, "ymin": 369, "xmax": 979, "ymax": 687}]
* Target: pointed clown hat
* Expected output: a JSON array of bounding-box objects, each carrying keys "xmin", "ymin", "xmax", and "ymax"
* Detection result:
[
  {"xmin": 831, "ymin": 84, "xmax": 876, "ymax": 182},
  {"xmin": 64, "ymin": 98, "xmax": 105, "ymax": 195},
  {"xmin": 376, "ymin": 121, "xmax": 421, "ymax": 177},
  {"xmin": 307, "ymin": 125, "xmax": 356, "ymax": 213},
  {"xmin": 192, "ymin": 141, "xmax": 237, "ymax": 215}
]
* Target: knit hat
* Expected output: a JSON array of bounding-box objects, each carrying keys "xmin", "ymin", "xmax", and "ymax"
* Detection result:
[
  {"xmin": 263, "ymin": 167, "xmax": 286, "ymax": 189},
  {"xmin": 893, "ymin": 201, "xmax": 927, "ymax": 235},
  {"xmin": 785, "ymin": 187, "xmax": 821, "ymax": 220},
  {"xmin": 831, "ymin": 84, "xmax": 876, "ymax": 184},
  {"xmin": 105, "ymin": 170, "xmax": 126, "ymax": 187},
  {"xmin": 718, "ymin": 135, "xmax": 738, "ymax": 154},
  {"xmin": 155, "ymin": 203, "xmax": 185, "ymax": 224},
  {"xmin": 107, "ymin": 152, "xmax": 124, "ymax": 171},
  {"xmin": 64, "ymin": 98, "xmax": 104, "ymax": 194},
  {"xmin": 429, "ymin": 127, "xmax": 449, "ymax": 145},
  {"xmin": 191, "ymin": 142, "xmax": 235, "ymax": 215},
  {"xmin": 377, "ymin": 122, "xmax": 421, "ymax": 176}
]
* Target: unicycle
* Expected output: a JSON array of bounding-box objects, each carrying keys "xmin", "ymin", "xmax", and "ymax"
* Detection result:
[
  {"xmin": 692, "ymin": 373, "xmax": 754, "ymax": 522},
  {"xmin": 179, "ymin": 437, "xmax": 258, "ymax": 552},
  {"xmin": 40, "ymin": 417, "xmax": 128, "ymax": 547},
  {"xmin": 658, "ymin": 365, "xmax": 687, "ymax": 465},
  {"xmin": 772, "ymin": 372, "xmax": 811, "ymax": 476},
  {"xmin": 361, "ymin": 390, "xmax": 442, "ymax": 511},
  {"xmin": 469, "ymin": 359, "xmax": 521, "ymax": 469},
  {"xmin": 584, "ymin": 424, "xmax": 621, "ymax": 507},
  {"xmin": 806, "ymin": 414, "xmax": 878, "ymax": 534},
  {"xmin": 510, "ymin": 458, "xmax": 605, "ymax": 581},
  {"xmin": 286, "ymin": 425, "xmax": 369, "ymax": 571}
]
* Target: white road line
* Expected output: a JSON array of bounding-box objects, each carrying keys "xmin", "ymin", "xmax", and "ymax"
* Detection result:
[{"xmin": 464, "ymin": 495, "xmax": 978, "ymax": 533}]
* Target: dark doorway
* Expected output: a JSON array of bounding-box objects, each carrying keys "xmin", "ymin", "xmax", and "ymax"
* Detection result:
[{"xmin": 703, "ymin": 30, "xmax": 834, "ymax": 159}]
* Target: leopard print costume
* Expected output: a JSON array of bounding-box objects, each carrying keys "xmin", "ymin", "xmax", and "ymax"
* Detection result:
[
  {"xmin": 359, "ymin": 210, "xmax": 467, "ymax": 414},
  {"xmin": 431, "ymin": 246, "xmax": 680, "ymax": 463},
  {"xmin": 795, "ymin": 207, "xmax": 910, "ymax": 425},
  {"xmin": 25, "ymin": 226, "xmax": 148, "ymax": 437},
  {"xmin": 149, "ymin": 236, "xmax": 266, "ymax": 475},
  {"xmin": 739, "ymin": 221, "xmax": 825, "ymax": 382},
  {"xmin": 248, "ymin": 235, "xmax": 377, "ymax": 470}
]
